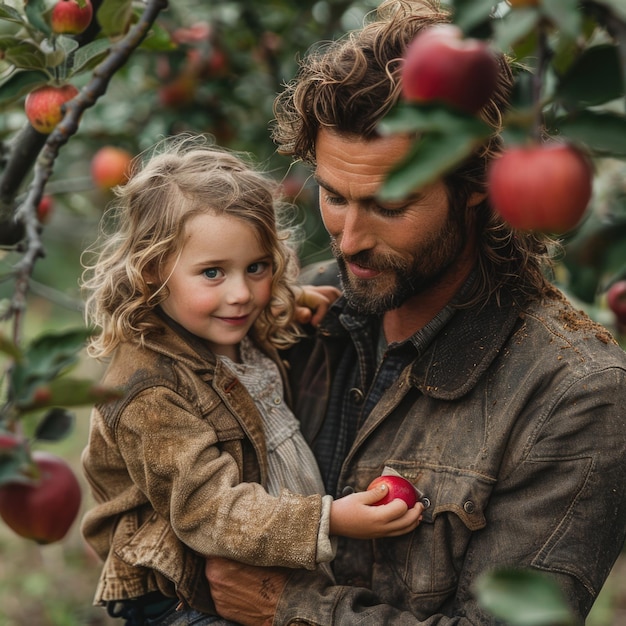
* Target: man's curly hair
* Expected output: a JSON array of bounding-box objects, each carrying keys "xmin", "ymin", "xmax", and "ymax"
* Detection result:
[{"xmin": 273, "ymin": 0, "xmax": 557, "ymax": 306}]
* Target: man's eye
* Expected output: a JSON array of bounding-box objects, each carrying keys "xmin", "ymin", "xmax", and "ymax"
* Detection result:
[
  {"xmin": 323, "ymin": 194, "xmax": 345, "ymax": 206},
  {"xmin": 203, "ymin": 268, "xmax": 222, "ymax": 279},
  {"xmin": 376, "ymin": 206, "xmax": 403, "ymax": 217}
]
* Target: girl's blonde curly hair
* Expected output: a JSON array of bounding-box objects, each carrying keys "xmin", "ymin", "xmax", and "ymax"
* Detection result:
[{"xmin": 81, "ymin": 135, "xmax": 302, "ymax": 360}]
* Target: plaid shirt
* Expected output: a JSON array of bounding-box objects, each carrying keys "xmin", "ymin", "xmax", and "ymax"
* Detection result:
[{"xmin": 312, "ymin": 304, "xmax": 455, "ymax": 496}]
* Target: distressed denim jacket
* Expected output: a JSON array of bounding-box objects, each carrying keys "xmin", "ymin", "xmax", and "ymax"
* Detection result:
[
  {"xmin": 277, "ymin": 268, "xmax": 626, "ymax": 625},
  {"xmin": 81, "ymin": 313, "xmax": 324, "ymax": 613}
]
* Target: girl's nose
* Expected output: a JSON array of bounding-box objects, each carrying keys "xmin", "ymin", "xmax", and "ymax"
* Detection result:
[{"xmin": 225, "ymin": 277, "xmax": 253, "ymax": 304}]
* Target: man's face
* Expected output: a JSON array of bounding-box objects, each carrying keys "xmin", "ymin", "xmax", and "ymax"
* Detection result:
[{"xmin": 315, "ymin": 129, "xmax": 472, "ymax": 314}]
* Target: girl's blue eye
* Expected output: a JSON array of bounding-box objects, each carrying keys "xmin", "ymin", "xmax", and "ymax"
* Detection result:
[
  {"xmin": 248, "ymin": 261, "xmax": 269, "ymax": 275},
  {"xmin": 203, "ymin": 268, "xmax": 222, "ymax": 279}
]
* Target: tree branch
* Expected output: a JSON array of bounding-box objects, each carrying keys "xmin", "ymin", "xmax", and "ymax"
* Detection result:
[{"xmin": 4, "ymin": 0, "xmax": 169, "ymax": 343}]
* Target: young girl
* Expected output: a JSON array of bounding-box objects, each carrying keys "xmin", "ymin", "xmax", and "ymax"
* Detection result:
[{"xmin": 80, "ymin": 135, "xmax": 422, "ymax": 626}]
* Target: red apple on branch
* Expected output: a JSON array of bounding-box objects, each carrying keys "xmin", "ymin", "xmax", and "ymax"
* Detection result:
[
  {"xmin": 0, "ymin": 451, "xmax": 82, "ymax": 544},
  {"xmin": 401, "ymin": 24, "xmax": 499, "ymax": 115},
  {"xmin": 91, "ymin": 146, "xmax": 133, "ymax": 189},
  {"xmin": 24, "ymin": 84, "xmax": 79, "ymax": 134},
  {"xmin": 50, "ymin": 0, "xmax": 93, "ymax": 35},
  {"xmin": 487, "ymin": 142, "xmax": 593, "ymax": 233},
  {"xmin": 607, "ymin": 281, "xmax": 626, "ymax": 326},
  {"xmin": 367, "ymin": 474, "xmax": 419, "ymax": 508},
  {"xmin": 36, "ymin": 195, "xmax": 54, "ymax": 224}
]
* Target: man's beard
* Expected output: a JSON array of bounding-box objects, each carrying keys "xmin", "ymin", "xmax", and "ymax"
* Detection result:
[{"xmin": 331, "ymin": 209, "xmax": 467, "ymax": 315}]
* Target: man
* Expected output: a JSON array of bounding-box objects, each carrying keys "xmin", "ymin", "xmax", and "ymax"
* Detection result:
[{"xmin": 206, "ymin": 0, "xmax": 626, "ymax": 624}]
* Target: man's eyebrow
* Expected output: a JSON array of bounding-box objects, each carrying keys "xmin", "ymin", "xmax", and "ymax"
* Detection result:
[
  {"xmin": 313, "ymin": 173, "xmax": 424, "ymax": 204},
  {"xmin": 312, "ymin": 173, "xmax": 336, "ymax": 193}
]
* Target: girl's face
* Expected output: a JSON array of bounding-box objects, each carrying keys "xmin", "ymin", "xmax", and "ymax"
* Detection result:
[{"xmin": 158, "ymin": 212, "xmax": 274, "ymax": 362}]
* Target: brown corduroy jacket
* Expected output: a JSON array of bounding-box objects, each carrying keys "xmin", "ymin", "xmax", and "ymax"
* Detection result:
[{"xmin": 81, "ymin": 313, "xmax": 324, "ymax": 612}]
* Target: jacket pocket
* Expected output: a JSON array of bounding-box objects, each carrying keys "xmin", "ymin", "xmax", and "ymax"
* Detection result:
[{"xmin": 372, "ymin": 463, "xmax": 495, "ymax": 606}]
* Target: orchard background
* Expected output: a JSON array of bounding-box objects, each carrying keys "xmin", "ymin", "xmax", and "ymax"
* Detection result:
[{"xmin": 0, "ymin": 0, "xmax": 625, "ymax": 624}]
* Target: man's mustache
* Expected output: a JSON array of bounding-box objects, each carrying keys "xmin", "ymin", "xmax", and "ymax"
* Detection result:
[{"xmin": 330, "ymin": 238, "xmax": 408, "ymax": 273}]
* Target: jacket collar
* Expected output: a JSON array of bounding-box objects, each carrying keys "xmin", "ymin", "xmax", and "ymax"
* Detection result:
[{"xmin": 319, "ymin": 286, "xmax": 523, "ymax": 401}]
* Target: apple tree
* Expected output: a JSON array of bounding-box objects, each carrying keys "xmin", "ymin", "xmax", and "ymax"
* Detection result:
[
  {"xmin": 0, "ymin": 0, "xmax": 170, "ymax": 543},
  {"xmin": 0, "ymin": 0, "xmax": 389, "ymax": 547},
  {"xmin": 380, "ymin": 0, "xmax": 626, "ymax": 340}
]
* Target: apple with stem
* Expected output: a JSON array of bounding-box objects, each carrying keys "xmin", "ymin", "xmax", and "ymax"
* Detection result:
[
  {"xmin": 401, "ymin": 24, "xmax": 499, "ymax": 115},
  {"xmin": 50, "ymin": 0, "xmax": 93, "ymax": 35},
  {"xmin": 487, "ymin": 142, "xmax": 593, "ymax": 233},
  {"xmin": 0, "ymin": 451, "xmax": 82, "ymax": 544},
  {"xmin": 367, "ymin": 475, "xmax": 419, "ymax": 508},
  {"xmin": 91, "ymin": 146, "xmax": 134, "ymax": 190},
  {"xmin": 24, "ymin": 84, "xmax": 79, "ymax": 134}
]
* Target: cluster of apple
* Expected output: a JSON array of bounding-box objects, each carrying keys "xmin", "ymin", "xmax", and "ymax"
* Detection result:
[
  {"xmin": 23, "ymin": 1, "xmax": 93, "ymax": 134},
  {"xmin": 0, "ymin": 433, "xmax": 82, "ymax": 544},
  {"xmin": 400, "ymin": 23, "xmax": 593, "ymax": 234}
]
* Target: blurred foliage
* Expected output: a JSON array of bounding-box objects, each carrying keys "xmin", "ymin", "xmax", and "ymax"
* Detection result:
[{"xmin": 0, "ymin": 0, "xmax": 623, "ymax": 623}]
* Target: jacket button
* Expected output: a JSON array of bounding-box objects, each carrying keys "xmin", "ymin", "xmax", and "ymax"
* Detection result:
[
  {"xmin": 341, "ymin": 486, "xmax": 354, "ymax": 497},
  {"xmin": 463, "ymin": 500, "xmax": 475, "ymax": 514},
  {"xmin": 349, "ymin": 388, "xmax": 364, "ymax": 404},
  {"xmin": 421, "ymin": 497, "xmax": 431, "ymax": 509}
]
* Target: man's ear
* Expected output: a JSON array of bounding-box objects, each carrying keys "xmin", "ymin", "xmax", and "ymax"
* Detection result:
[{"xmin": 468, "ymin": 191, "xmax": 487, "ymax": 208}]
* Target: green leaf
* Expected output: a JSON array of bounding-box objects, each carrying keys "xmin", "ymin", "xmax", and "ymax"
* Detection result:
[
  {"xmin": 552, "ymin": 110, "xmax": 626, "ymax": 158},
  {"xmin": 24, "ymin": 328, "xmax": 91, "ymax": 376},
  {"xmin": 542, "ymin": 0, "xmax": 582, "ymax": 40},
  {"xmin": 0, "ymin": 443, "xmax": 32, "ymax": 487},
  {"xmin": 450, "ymin": 0, "xmax": 497, "ymax": 35},
  {"xmin": 0, "ymin": 5, "xmax": 27, "ymax": 25},
  {"xmin": 139, "ymin": 21, "xmax": 177, "ymax": 52},
  {"xmin": 377, "ymin": 105, "xmax": 491, "ymax": 200},
  {"xmin": 379, "ymin": 102, "xmax": 491, "ymax": 136},
  {"xmin": 492, "ymin": 9, "xmax": 541, "ymax": 53},
  {"xmin": 379, "ymin": 130, "xmax": 486, "ymax": 200},
  {"xmin": 9, "ymin": 328, "xmax": 92, "ymax": 401},
  {"xmin": 0, "ymin": 38, "xmax": 47, "ymax": 70},
  {"xmin": 33, "ymin": 408, "xmax": 74, "ymax": 442},
  {"xmin": 97, "ymin": 0, "xmax": 134, "ymax": 38},
  {"xmin": 0, "ymin": 69, "xmax": 48, "ymax": 108},
  {"xmin": 556, "ymin": 44, "xmax": 624, "ymax": 108},
  {"xmin": 23, "ymin": 0, "xmax": 51, "ymax": 36},
  {"xmin": 474, "ymin": 568, "xmax": 576, "ymax": 626},
  {"xmin": 69, "ymin": 38, "xmax": 111, "ymax": 75},
  {"xmin": 17, "ymin": 376, "xmax": 124, "ymax": 412}
]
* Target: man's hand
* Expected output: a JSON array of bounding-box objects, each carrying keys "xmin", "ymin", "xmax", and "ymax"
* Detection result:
[{"xmin": 205, "ymin": 557, "xmax": 290, "ymax": 626}]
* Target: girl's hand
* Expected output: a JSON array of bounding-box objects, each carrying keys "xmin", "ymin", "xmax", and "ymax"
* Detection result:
[
  {"xmin": 294, "ymin": 284, "xmax": 341, "ymax": 327},
  {"xmin": 329, "ymin": 484, "xmax": 424, "ymax": 539}
]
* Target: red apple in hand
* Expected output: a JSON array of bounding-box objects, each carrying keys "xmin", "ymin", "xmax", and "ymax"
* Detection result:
[
  {"xmin": 487, "ymin": 142, "xmax": 592, "ymax": 233},
  {"xmin": 0, "ymin": 451, "xmax": 82, "ymax": 544},
  {"xmin": 91, "ymin": 146, "xmax": 133, "ymax": 189},
  {"xmin": 401, "ymin": 24, "xmax": 499, "ymax": 115},
  {"xmin": 25, "ymin": 84, "xmax": 79, "ymax": 134},
  {"xmin": 367, "ymin": 475, "xmax": 419, "ymax": 508},
  {"xmin": 50, "ymin": 0, "xmax": 93, "ymax": 35}
]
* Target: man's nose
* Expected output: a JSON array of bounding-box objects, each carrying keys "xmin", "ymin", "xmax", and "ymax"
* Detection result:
[{"xmin": 338, "ymin": 206, "xmax": 375, "ymax": 257}]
